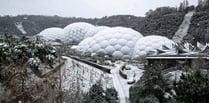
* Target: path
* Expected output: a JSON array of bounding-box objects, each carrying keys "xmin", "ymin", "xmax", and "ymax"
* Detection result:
[{"xmin": 111, "ymin": 65, "xmax": 128, "ymax": 103}]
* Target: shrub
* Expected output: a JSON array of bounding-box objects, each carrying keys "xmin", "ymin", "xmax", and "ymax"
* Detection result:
[
  {"xmin": 174, "ymin": 70, "xmax": 209, "ymax": 103},
  {"xmin": 130, "ymin": 64, "xmax": 171, "ymax": 103}
]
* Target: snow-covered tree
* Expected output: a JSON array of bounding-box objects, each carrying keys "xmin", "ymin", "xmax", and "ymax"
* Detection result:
[
  {"xmin": 174, "ymin": 70, "xmax": 209, "ymax": 103},
  {"xmin": 0, "ymin": 34, "xmax": 61, "ymax": 102},
  {"xmin": 129, "ymin": 64, "xmax": 171, "ymax": 103},
  {"xmin": 83, "ymin": 82, "xmax": 118, "ymax": 103},
  {"xmin": 83, "ymin": 82, "xmax": 107, "ymax": 103},
  {"xmin": 105, "ymin": 88, "xmax": 118, "ymax": 103}
]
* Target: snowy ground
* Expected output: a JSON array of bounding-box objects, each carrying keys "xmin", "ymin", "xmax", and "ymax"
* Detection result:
[
  {"xmin": 14, "ymin": 22, "xmax": 27, "ymax": 34},
  {"xmin": 111, "ymin": 63, "xmax": 144, "ymax": 103},
  {"xmin": 172, "ymin": 11, "xmax": 195, "ymax": 43},
  {"xmin": 60, "ymin": 56, "xmax": 144, "ymax": 103},
  {"xmin": 61, "ymin": 56, "xmax": 113, "ymax": 93}
]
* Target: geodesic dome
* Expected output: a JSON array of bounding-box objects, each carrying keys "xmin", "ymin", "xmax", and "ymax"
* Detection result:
[
  {"xmin": 132, "ymin": 35, "xmax": 175, "ymax": 58},
  {"xmin": 77, "ymin": 37, "xmax": 93, "ymax": 53},
  {"xmin": 84, "ymin": 26, "xmax": 109, "ymax": 38},
  {"xmin": 37, "ymin": 27, "xmax": 64, "ymax": 42},
  {"xmin": 77, "ymin": 27, "xmax": 143, "ymax": 59},
  {"xmin": 63, "ymin": 22, "xmax": 95, "ymax": 45}
]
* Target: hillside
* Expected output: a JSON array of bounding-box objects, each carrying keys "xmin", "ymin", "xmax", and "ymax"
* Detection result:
[
  {"xmin": 1, "ymin": 2, "xmax": 209, "ymax": 44},
  {"xmin": 185, "ymin": 10, "xmax": 209, "ymax": 44},
  {"xmin": 0, "ymin": 11, "xmax": 185, "ymax": 39},
  {"xmin": 138, "ymin": 12, "xmax": 185, "ymax": 39}
]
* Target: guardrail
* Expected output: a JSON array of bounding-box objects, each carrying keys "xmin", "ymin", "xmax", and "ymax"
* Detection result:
[
  {"xmin": 40, "ymin": 61, "xmax": 65, "ymax": 78},
  {"xmin": 69, "ymin": 56, "xmax": 111, "ymax": 74}
]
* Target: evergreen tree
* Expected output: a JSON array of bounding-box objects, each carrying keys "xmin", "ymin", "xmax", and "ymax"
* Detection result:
[
  {"xmin": 105, "ymin": 88, "xmax": 118, "ymax": 103},
  {"xmin": 185, "ymin": 0, "xmax": 189, "ymax": 7},
  {"xmin": 83, "ymin": 83, "xmax": 107, "ymax": 103},
  {"xmin": 129, "ymin": 64, "xmax": 170, "ymax": 103},
  {"xmin": 83, "ymin": 83, "xmax": 118, "ymax": 103},
  {"xmin": 174, "ymin": 70, "xmax": 209, "ymax": 103}
]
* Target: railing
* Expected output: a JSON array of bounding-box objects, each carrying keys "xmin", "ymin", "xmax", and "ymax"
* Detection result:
[
  {"xmin": 40, "ymin": 61, "xmax": 65, "ymax": 78},
  {"xmin": 69, "ymin": 56, "xmax": 111, "ymax": 74}
]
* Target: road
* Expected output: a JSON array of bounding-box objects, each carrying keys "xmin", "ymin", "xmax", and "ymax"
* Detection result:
[{"xmin": 111, "ymin": 65, "xmax": 128, "ymax": 103}]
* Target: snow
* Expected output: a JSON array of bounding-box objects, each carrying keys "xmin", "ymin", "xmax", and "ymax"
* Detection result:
[
  {"xmin": 46, "ymin": 54, "xmax": 55, "ymax": 60},
  {"xmin": 70, "ymin": 45, "xmax": 78, "ymax": 50},
  {"xmin": 60, "ymin": 56, "xmax": 145, "ymax": 103},
  {"xmin": 28, "ymin": 57, "xmax": 41, "ymax": 67},
  {"xmin": 61, "ymin": 56, "xmax": 113, "ymax": 93},
  {"xmin": 172, "ymin": 11, "xmax": 195, "ymax": 43},
  {"xmin": 111, "ymin": 63, "xmax": 144, "ymax": 103},
  {"xmin": 14, "ymin": 22, "xmax": 27, "ymax": 34},
  {"xmin": 167, "ymin": 70, "xmax": 184, "ymax": 81}
]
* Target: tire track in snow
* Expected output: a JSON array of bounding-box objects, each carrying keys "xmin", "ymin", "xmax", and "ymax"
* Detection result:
[{"xmin": 111, "ymin": 65, "xmax": 127, "ymax": 103}]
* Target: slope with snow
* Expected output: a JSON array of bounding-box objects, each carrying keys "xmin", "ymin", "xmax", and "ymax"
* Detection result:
[
  {"xmin": 61, "ymin": 56, "xmax": 113, "ymax": 93},
  {"xmin": 172, "ymin": 11, "xmax": 195, "ymax": 43},
  {"xmin": 14, "ymin": 22, "xmax": 27, "ymax": 34}
]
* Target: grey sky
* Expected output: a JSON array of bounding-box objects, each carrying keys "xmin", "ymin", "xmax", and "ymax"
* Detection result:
[{"xmin": 0, "ymin": 0, "xmax": 197, "ymax": 18}]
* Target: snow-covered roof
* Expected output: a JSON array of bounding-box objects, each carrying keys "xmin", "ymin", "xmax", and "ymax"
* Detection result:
[
  {"xmin": 77, "ymin": 27, "xmax": 143, "ymax": 59},
  {"xmin": 37, "ymin": 27, "xmax": 64, "ymax": 42},
  {"xmin": 133, "ymin": 35, "xmax": 175, "ymax": 58},
  {"xmin": 63, "ymin": 22, "xmax": 95, "ymax": 45}
]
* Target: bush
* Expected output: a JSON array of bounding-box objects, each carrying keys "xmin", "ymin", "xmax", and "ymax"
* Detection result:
[
  {"xmin": 105, "ymin": 88, "xmax": 118, "ymax": 103},
  {"xmin": 174, "ymin": 70, "xmax": 209, "ymax": 103},
  {"xmin": 129, "ymin": 64, "xmax": 171, "ymax": 103},
  {"xmin": 138, "ymin": 12, "xmax": 185, "ymax": 39},
  {"xmin": 185, "ymin": 11, "xmax": 209, "ymax": 44},
  {"xmin": 83, "ymin": 82, "xmax": 118, "ymax": 103}
]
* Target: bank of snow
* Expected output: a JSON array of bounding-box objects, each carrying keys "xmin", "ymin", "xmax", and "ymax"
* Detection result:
[
  {"xmin": 61, "ymin": 56, "xmax": 113, "ymax": 93},
  {"xmin": 111, "ymin": 63, "xmax": 144, "ymax": 103}
]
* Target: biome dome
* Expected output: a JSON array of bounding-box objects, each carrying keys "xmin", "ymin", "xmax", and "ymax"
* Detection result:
[
  {"xmin": 37, "ymin": 27, "xmax": 64, "ymax": 42},
  {"xmin": 77, "ymin": 27, "xmax": 143, "ymax": 59},
  {"xmin": 63, "ymin": 22, "xmax": 95, "ymax": 45},
  {"xmin": 84, "ymin": 26, "xmax": 109, "ymax": 38},
  {"xmin": 77, "ymin": 37, "xmax": 93, "ymax": 54},
  {"xmin": 132, "ymin": 35, "xmax": 175, "ymax": 58}
]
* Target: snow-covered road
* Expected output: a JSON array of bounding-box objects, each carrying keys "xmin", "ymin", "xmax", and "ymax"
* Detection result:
[
  {"xmin": 111, "ymin": 64, "xmax": 144, "ymax": 103},
  {"xmin": 111, "ymin": 65, "xmax": 127, "ymax": 103},
  {"xmin": 172, "ymin": 11, "xmax": 195, "ymax": 43}
]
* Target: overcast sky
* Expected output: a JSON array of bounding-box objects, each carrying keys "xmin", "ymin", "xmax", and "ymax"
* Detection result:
[{"xmin": 0, "ymin": 0, "xmax": 197, "ymax": 18}]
